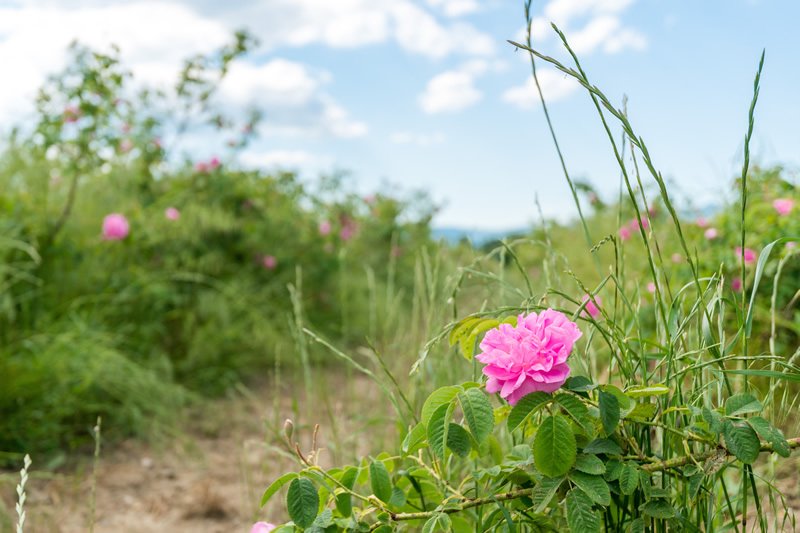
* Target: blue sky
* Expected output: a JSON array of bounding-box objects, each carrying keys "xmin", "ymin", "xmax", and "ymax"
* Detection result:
[{"xmin": 1, "ymin": 0, "xmax": 798, "ymax": 229}]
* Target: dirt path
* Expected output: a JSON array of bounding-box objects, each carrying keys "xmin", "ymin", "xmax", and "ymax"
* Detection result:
[{"xmin": 1, "ymin": 372, "xmax": 389, "ymax": 533}]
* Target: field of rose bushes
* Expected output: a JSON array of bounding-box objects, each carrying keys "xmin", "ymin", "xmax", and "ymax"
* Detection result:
[{"xmin": 2, "ymin": 19, "xmax": 800, "ymax": 533}]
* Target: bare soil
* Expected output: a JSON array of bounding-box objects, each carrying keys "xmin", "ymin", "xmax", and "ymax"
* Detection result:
[{"xmin": 0, "ymin": 372, "xmax": 389, "ymax": 533}]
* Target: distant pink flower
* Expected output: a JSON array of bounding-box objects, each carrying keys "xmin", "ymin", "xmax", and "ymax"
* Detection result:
[
  {"xmin": 671, "ymin": 253, "xmax": 683, "ymax": 263},
  {"xmin": 618, "ymin": 226, "xmax": 632, "ymax": 241},
  {"xmin": 735, "ymin": 246, "xmax": 757, "ymax": 264},
  {"xmin": 630, "ymin": 217, "xmax": 649, "ymax": 230},
  {"xmin": 262, "ymin": 255, "xmax": 277, "ymax": 270},
  {"xmin": 153, "ymin": 138, "xmax": 162, "ymax": 149},
  {"xmin": 340, "ymin": 217, "xmax": 358, "ymax": 241},
  {"xmin": 731, "ymin": 277, "xmax": 743, "ymax": 292},
  {"xmin": 588, "ymin": 192, "xmax": 599, "ymax": 205},
  {"xmin": 773, "ymin": 198, "xmax": 794, "ymax": 216},
  {"xmin": 787, "ymin": 241, "xmax": 797, "ymax": 250},
  {"xmin": 250, "ymin": 522, "xmax": 276, "ymax": 533},
  {"xmin": 63, "ymin": 105, "xmax": 80, "ymax": 123},
  {"xmin": 121, "ymin": 123, "xmax": 131, "ymax": 134},
  {"xmin": 209, "ymin": 156, "xmax": 221, "ymax": 170},
  {"xmin": 102, "ymin": 213, "xmax": 130, "ymax": 241},
  {"xmin": 318, "ymin": 220, "xmax": 332, "ymax": 236},
  {"xmin": 119, "ymin": 139, "xmax": 133, "ymax": 153},
  {"xmin": 704, "ymin": 228, "xmax": 718, "ymax": 240},
  {"xmin": 647, "ymin": 282, "xmax": 656, "ymax": 294},
  {"xmin": 581, "ymin": 294, "xmax": 602, "ymax": 320},
  {"xmin": 165, "ymin": 207, "xmax": 180, "ymax": 220},
  {"xmin": 696, "ymin": 217, "xmax": 709, "ymax": 228},
  {"xmin": 476, "ymin": 310, "xmax": 582, "ymax": 404},
  {"xmin": 364, "ymin": 194, "xmax": 376, "ymax": 204},
  {"xmin": 195, "ymin": 162, "xmax": 209, "ymax": 173}
]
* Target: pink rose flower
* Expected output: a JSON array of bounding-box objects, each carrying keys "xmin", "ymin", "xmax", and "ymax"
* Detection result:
[
  {"xmin": 731, "ymin": 277, "xmax": 743, "ymax": 292},
  {"xmin": 250, "ymin": 522, "xmax": 276, "ymax": 533},
  {"xmin": 704, "ymin": 228, "xmax": 718, "ymax": 240},
  {"xmin": 773, "ymin": 198, "xmax": 794, "ymax": 216},
  {"xmin": 581, "ymin": 294, "xmax": 602, "ymax": 320},
  {"xmin": 476, "ymin": 310, "xmax": 582, "ymax": 404},
  {"xmin": 102, "ymin": 213, "xmax": 130, "ymax": 240},
  {"xmin": 618, "ymin": 226, "xmax": 632, "ymax": 241},
  {"xmin": 735, "ymin": 246, "xmax": 757, "ymax": 264},
  {"xmin": 319, "ymin": 220, "xmax": 332, "ymax": 236},
  {"xmin": 262, "ymin": 255, "xmax": 277, "ymax": 270},
  {"xmin": 165, "ymin": 207, "xmax": 180, "ymax": 221}
]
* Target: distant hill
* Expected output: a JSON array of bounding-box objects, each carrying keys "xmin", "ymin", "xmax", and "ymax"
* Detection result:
[{"xmin": 432, "ymin": 226, "xmax": 529, "ymax": 246}]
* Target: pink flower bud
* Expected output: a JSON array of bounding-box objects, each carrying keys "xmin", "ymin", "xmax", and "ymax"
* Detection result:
[
  {"xmin": 704, "ymin": 228, "xmax": 718, "ymax": 240},
  {"xmin": 165, "ymin": 207, "xmax": 180, "ymax": 221}
]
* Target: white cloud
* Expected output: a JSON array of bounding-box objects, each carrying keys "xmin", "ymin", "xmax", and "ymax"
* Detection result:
[
  {"xmin": 161, "ymin": 0, "xmax": 495, "ymax": 59},
  {"xmin": 502, "ymin": 68, "xmax": 580, "ymax": 109},
  {"xmin": 420, "ymin": 69, "xmax": 482, "ymax": 114},
  {"xmin": 239, "ymin": 149, "xmax": 318, "ymax": 169},
  {"xmin": 390, "ymin": 131, "xmax": 446, "ymax": 146},
  {"xmin": 218, "ymin": 60, "xmax": 368, "ymax": 138},
  {"xmin": 528, "ymin": 0, "xmax": 645, "ymax": 55},
  {"xmin": 426, "ymin": 0, "xmax": 481, "ymax": 17},
  {"xmin": 567, "ymin": 15, "xmax": 645, "ymax": 54},
  {"xmin": 419, "ymin": 59, "xmax": 500, "ymax": 114}
]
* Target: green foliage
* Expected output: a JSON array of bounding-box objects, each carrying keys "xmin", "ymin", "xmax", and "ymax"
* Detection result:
[
  {"xmin": 262, "ymin": 15, "xmax": 799, "ymax": 532},
  {"xmin": 0, "ymin": 35, "xmax": 440, "ymax": 458}
]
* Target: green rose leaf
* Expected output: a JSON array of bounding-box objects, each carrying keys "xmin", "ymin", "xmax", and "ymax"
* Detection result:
[
  {"xmin": 534, "ymin": 415, "xmax": 577, "ymax": 477},
  {"xmin": 723, "ymin": 420, "xmax": 761, "ymax": 464},
  {"xmin": 458, "ymin": 387, "xmax": 494, "ymax": 444},
  {"xmin": 286, "ymin": 477, "xmax": 319, "ymax": 528},
  {"xmin": 639, "ymin": 499, "xmax": 676, "ymax": 519},
  {"xmin": 724, "ymin": 393, "xmax": 763, "ymax": 417},
  {"xmin": 566, "ymin": 488, "xmax": 601, "ymax": 533},
  {"xmin": 573, "ymin": 454, "xmax": 605, "ymax": 475},
  {"xmin": 507, "ymin": 392, "xmax": 552, "ymax": 433},
  {"xmin": 446, "ymin": 423, "xmax": 472, "ymax": 457},
  {"xmin": 369, "ymin": 460, "xmax": 393, "ymax": 503},
  {"xmin": 747, "ymin": 416, "xmax": 790, "ymax": 458},
  {"xmin": 598, "ymin": 390, "xmax": 620, "ymax": 436},
  {"xmin": 568, "ymin": 471, "xmax": 611, "ymax": 506},
  {"xmin": 619, "ymin": 462, "xmax": 639, "ymax": 495},
  {"xmin": 427, "ymin": 402, "xmax": 452, "ymax": 460}
]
